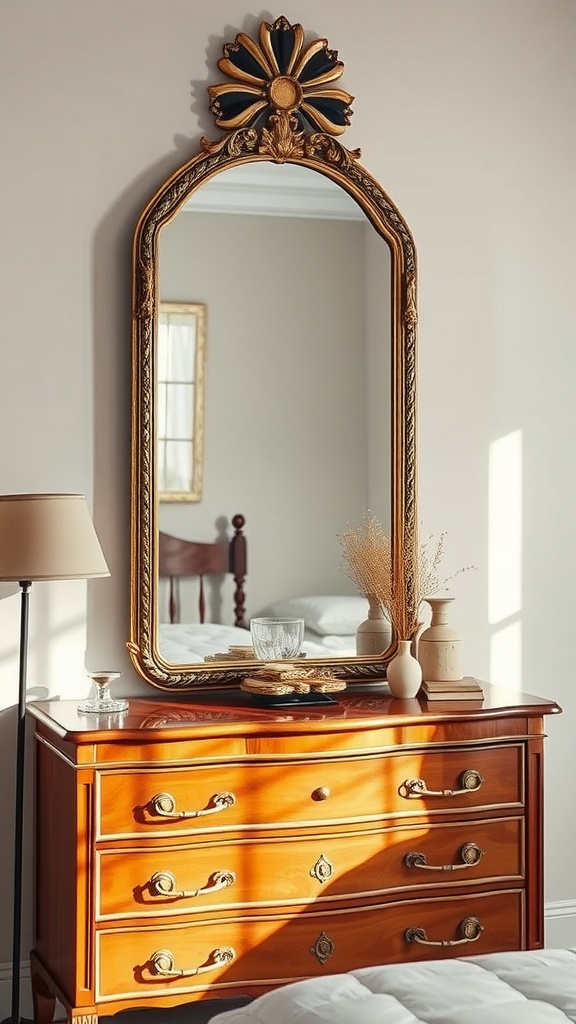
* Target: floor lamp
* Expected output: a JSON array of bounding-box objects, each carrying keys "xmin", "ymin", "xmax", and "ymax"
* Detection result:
[{"xmin": 0, "ymin": 494, "xmax": 110, "ymax": 1024}]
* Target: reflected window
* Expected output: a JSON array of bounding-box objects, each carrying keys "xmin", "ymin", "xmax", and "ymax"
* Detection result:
[{"xmin": 157, "ymin": 302, "xmax": 206, "ymax": 502}]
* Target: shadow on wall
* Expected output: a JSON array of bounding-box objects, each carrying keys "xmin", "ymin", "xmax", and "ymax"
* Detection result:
[
  {"xmin": 0, "ymin": 706, "xmax": 36, "ymax": 969},
  {"xmin": 0, "ymin": 581, "xmax": 90, "ymax": 703},
  {"xmin": 0, "ymin": 583, "xmax": 90, "ymax": 972}
]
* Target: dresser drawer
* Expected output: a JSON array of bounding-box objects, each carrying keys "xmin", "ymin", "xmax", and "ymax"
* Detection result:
[
  {"xmin": 96, "ymin": 745, "xmax": 523, "ymax": 839},
  {"xmin": 95, "ymin": 889, "xmax": 524, "ymax": 1000},
  {"xmin": 96, "ymin": 816, "xmax": 523, "ymax": 919}
]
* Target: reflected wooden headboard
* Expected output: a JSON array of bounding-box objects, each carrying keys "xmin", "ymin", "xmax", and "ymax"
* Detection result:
[{"xmin": 159, "ymin": 513, "xmax": 247, "ymax": 628}]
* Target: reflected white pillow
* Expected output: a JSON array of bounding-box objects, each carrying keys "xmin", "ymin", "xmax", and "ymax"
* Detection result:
[{"xmin": 265, "ymin": 595, "xmax": 368, "ymax": 636}]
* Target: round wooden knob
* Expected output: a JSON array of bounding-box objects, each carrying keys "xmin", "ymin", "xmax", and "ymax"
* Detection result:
[{"xmin": 312, "ymin": 786, "xmax": 331, "ymax": 801}]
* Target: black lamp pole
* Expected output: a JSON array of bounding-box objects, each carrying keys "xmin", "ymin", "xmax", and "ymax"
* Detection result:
[{"xmin": 2, "ymin": 581, "xmax": 31, "ymax": 1024}]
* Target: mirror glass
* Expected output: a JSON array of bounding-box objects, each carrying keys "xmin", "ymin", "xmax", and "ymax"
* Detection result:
[
  {"xmin": 156, "ymin": 163, "xmax": 391, "ymax": 666},
  {"xmin": 128, "ymin": 16, "xmax": 418, "ymax": 691}
]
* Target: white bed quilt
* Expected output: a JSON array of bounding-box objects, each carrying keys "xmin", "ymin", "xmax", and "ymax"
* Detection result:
[
  {"xmin": 207, "ymin": 949, "xmax": 576, "ymax": 1023},
  {"xmin": 158, "ymin": 623, "xmax": 356, "ymax": 663}
]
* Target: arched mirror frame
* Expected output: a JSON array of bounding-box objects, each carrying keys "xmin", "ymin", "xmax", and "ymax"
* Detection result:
[{"xmin": 128, "ymin": 18, "xmax": 418, "ymax": 691}]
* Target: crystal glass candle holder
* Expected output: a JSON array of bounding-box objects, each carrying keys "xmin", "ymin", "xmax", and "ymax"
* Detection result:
[
  {"xmin": 250, "ymin": 617, "xmax": 304, "ymax": 660},
  {"xmin": 77, "ymin": 672, "xmax": 128, "ymax": 714}
]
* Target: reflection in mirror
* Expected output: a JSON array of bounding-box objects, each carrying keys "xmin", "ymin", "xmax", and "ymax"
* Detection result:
[
  {"xmin": 157, "ymin": 302, "xmax": 206, "ymax": 502},
  {"xmin": 157, "ymin": 164, "xmax": 391, "ymax": 666},
  {"xmin": 129, "ymin": 16, "xmax": 418, "ymax": 690}
]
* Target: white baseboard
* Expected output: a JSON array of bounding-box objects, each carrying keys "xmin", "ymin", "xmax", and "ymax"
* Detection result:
[
  {"xmin": 0, "ymin": 959, "xmax": 32, "ymax": 1020},
  {"xmin": 2, "ymin": 902, "xmax": 575, "ymax": 1019},
  {"xmin": 544, "ymin": 899, "xmax": 576, "ymax": 947},
  {"xmin": 0, "ymin": 961, "xmax": 66, "ymax": 1022}
]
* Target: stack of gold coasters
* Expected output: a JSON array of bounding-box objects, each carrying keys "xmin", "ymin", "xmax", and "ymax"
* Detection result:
[
  {"xmin": 307, "ymin": 668, "xmax": 347, "ymax": 693},
  {"xmin": 204, "ymin": 645, "xmax": 255, "ymax": 662},
  {"xmin": 241, "ymin": 663, "xmax": 347, "ymax": 696},
  {"xmin": 227, "ymin": 646, "xmax": 256, "ymax": 658}
]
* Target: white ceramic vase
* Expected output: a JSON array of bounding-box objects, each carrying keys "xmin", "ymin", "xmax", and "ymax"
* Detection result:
[
  {"xmin": 418, "ymin": 596, "xmax": 463, "ymax": 682},
  {"xmin": 356, "ymin": 596, "xmax": 393, "ymax": 656},
  {"xmin": 386, "ymin": 639, "xmax": 422, "ymax": 698}
]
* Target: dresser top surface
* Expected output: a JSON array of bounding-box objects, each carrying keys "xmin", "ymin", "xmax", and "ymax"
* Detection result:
[{"xmin": 27, "ymin": 681, "xmax": 561, "ymax": 743}]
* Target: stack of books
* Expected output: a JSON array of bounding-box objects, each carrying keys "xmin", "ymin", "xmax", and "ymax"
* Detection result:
[{"xmin": 420, "ymin": 676, "xmax": 484, "ymax": 702}]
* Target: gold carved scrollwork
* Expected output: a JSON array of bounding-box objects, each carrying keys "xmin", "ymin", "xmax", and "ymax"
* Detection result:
[
  {"xmin": 260, "ymin": 111, "xmax": 306, "ymax": 161},
  {"xmin": 405, "ymin": 273, "xmax": 418, "ymax": 329}
]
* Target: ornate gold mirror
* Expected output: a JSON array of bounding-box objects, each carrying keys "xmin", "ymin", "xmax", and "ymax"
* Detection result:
[{"xmin": 129, "ymin": 16, "xmax": 418, "ymax": 690}]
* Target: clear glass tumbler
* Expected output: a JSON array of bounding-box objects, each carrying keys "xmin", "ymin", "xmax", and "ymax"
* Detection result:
[{"xmin": 250, "ymin": 617, "xmax": 305, "ymax": 660}]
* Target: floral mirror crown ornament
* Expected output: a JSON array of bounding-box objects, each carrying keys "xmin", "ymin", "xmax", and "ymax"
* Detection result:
[{"xmin": 203, "ymin": 16, "xmax": 360, "ymax": 162}]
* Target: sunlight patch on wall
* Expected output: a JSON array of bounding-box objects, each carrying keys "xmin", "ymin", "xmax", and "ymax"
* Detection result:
[
  {"xmin": 488, "ymin": 429, "xmax": 522, "ymax": 688},
  {"xmin": 0, "ymin": 582, "xmax": 90, "ymax": 707},
  {"xmin": 30, "ymin": 581, "xmax": 89, "ymax": 699},
  {"xmin": 490, "ymin": 620, "xmax": 522, "ymax": 691}
]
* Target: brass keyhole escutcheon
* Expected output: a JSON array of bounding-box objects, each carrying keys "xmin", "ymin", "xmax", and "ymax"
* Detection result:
[
  {"xmin": 310, "ymin": 931, "xmax": 335, "ymax": 964},
  {"xmin": 310, "ymin": 854, "xmax": 334, "ymax": 883}
]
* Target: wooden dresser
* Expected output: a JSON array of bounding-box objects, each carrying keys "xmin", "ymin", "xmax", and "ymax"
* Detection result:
[{"xmin": 27, "ymin": 684, "xmax": 560, "ymax": 1024}]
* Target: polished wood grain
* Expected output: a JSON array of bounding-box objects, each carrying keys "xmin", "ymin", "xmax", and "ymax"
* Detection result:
[
  {"xmin": 94, "ymin": 742, "xmax": 523, "ymax": 840},
  {"xmin": 96, "ymin": 816, "xmax": 523, "ymax": 919},
  {"xmin": 94, "ymin": 890, "xmax": 524, "ymax": 1002},
  {"xmin": 28, "ymin": 684, "xmax": 560, "ymax": 1024}
]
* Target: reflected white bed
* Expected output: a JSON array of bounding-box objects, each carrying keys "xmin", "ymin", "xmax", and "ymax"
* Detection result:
[
  {"xmin": 158, "ymin": 622, "xmax": 356, "ymax": 663},
  {"xmin": 158, "ymin": 520, "xmax": 368, "ymax": 664},
  {"xmin": 207, "ymin": 949, "xmax": 576, "ymax": 1024}
]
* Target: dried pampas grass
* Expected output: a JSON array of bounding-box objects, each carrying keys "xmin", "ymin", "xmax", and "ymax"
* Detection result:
[
  {"xmin": 339, "ymin": 510, "xmax": 473, "ymax": 641},
  {"xmin": 339, "ymin": 510, "xmax": 393, "ymax": 616}
]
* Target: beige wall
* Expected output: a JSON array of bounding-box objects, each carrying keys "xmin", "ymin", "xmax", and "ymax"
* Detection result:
[{"xmin": 1, "ymin": 0, "xmax": 576, "ymax": 1012}]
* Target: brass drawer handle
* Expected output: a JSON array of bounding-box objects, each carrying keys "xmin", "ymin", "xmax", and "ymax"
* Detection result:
[
  {"xmin": 405, "ymin": 915, "xmax": 484, "ymax": 947},
  {"xmin": 150, "ymin": 947, "xmax": 235, "ymax": 978},
  {"xmin": 405, "ymin": 842, "xmax": 484, "ymax": 872},
  {"xmin": 402, "ymin": 770, "xmax": 484, "ymax": 799},
  {"xmin": 149, "ymin": 791, "xmax": 236, "ymax": 819},
  {"xmin": 150, "ymin": 869, "xmax": 236, "ymax": 898}
]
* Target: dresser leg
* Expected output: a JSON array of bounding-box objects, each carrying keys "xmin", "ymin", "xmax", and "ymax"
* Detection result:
[
  {"xmin": 30, "ymin": 962, "xmax": 56, "ymax": 1024},
  {"xmin": 30, "ymin": 958, "xmax": 98, "ymax": 1024},
  {"xmin": 69, "ymin": 1012, "xmax": 98, "ymax": 1024}
]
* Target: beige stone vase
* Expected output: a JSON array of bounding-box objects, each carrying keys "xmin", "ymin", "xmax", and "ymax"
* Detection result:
[
  {"xmin": 386, "ymin": 639, "xmax": 422, "ymax": 698},
  {"xmin": 356, "ymin": 596, "xmax": 393, "ymax": 656},
  {"xmin": 418, "ymin": 596, "xmax": 463, "ymax": 682}
]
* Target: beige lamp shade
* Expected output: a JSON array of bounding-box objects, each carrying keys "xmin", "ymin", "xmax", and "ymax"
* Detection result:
[{"xmin": 0, "ymin": 493, "xmax": 110, "ymax": 582}]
